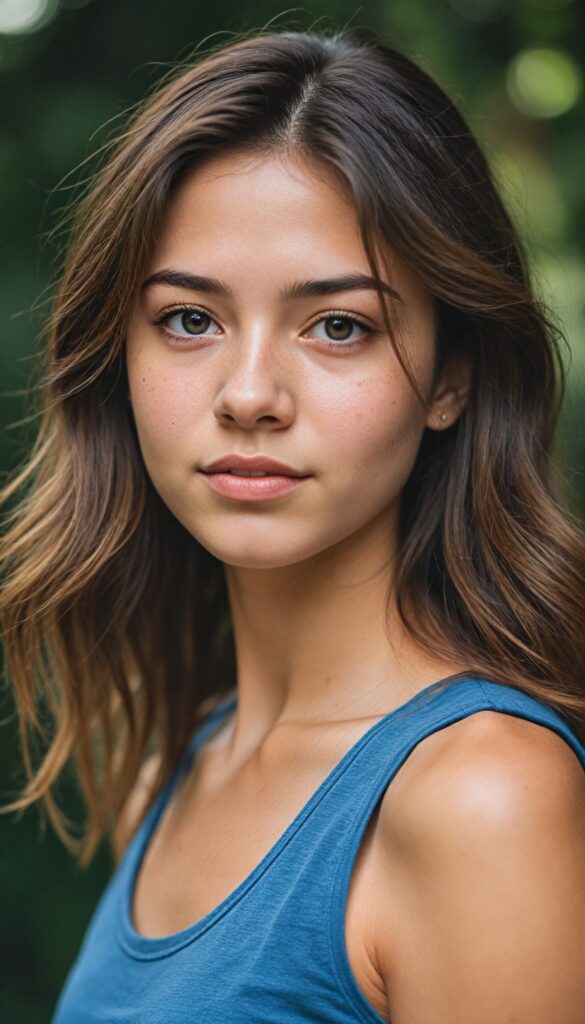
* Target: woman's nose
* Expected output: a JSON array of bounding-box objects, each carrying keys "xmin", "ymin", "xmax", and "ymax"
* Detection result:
[{"xmin": 211, "ymin": 330, "xmax": 296, "ymax": 429}]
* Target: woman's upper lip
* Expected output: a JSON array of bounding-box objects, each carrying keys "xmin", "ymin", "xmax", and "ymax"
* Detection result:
[{"xmin": 200, "ymin": 454, "xmax": 310, "ymax": 476}]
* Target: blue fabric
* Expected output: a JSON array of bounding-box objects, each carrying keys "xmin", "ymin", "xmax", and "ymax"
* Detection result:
[{"xmin": 51, "ymin": 676, "xmax": 585, "ymax": 1023}]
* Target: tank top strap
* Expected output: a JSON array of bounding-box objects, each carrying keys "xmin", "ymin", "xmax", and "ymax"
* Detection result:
[
  {"xmin": 328, "ymin": 675, "xmax": 585, "ymax": 845},
  {"xmin": 121, "ymin": 691, "xmax": 238, "ymax": 861},
  {"xmin": 184, "ymin": 691, "xmax": 238, "ymax": 768},
  {"xmin": 325, "ymin": 678, "xmax": 585, "ymax": 927},
  {"xmin": 165, "ymin": 690, "xmax": 238, "ymax": 799}
]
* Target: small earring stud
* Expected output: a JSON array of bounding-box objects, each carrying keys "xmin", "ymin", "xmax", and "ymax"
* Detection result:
[{"xmin": 439, "ymin": 412, "xmax": 448, "ymax": 422}]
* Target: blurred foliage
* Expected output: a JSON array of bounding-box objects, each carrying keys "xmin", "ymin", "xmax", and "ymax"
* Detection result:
[{"xmin": 0, "ymin": 0, "xmax": 583, "ymax": 1020}]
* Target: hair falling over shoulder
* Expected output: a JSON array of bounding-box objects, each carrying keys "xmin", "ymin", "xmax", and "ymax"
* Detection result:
[{"xmin": 1, "ymin": 25, "xmax": 584, "ymax": 868}]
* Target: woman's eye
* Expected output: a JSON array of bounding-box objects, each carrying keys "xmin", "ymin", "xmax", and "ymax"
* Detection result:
[
  {"xmin": 154, "ymin": 306, "xmax": 220, "ymax": 339},
  {"xmin": 309, "ymin": 313, "xmax": 376, "ymax": 349}
]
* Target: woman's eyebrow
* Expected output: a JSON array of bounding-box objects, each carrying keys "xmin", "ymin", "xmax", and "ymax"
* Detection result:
[{"xmin": 140, "ymin": 268, "xmax": 404, "ymax": 303}]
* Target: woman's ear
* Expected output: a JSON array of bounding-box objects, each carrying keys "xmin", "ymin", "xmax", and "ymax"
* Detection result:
[{"xmin": 425, "ymin": 351, "xmax": 472, "ymax": 431}]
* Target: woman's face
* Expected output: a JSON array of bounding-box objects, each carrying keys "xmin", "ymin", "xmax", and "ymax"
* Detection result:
[{"xmin": 126, "ymin": 150, "xmax": 450, "ymax": 569}]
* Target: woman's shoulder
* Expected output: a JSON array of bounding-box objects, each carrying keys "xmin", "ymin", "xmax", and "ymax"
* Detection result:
[{"xmin": 378, "ymin": 699, "xmax": 585, "ymax": 858}]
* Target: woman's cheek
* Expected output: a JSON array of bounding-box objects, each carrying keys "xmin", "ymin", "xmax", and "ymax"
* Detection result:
[
  {"xmin": 332, "ymin": 377, "xmax": 425, "ymax": 484},
  {"xmin": 130, "ymin": 362, "xmax": 201, "ymax": 456}
]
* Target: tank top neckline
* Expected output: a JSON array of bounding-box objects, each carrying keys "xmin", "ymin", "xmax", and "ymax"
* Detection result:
[{"xmin": 116, "ymin": 672, "xmax": 473, "ymax": 961}]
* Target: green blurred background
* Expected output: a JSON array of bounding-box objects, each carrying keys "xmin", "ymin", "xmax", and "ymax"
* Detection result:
[{"xmin": 0, "ymin": 0, "xmax": 583, "ymax": 1020}]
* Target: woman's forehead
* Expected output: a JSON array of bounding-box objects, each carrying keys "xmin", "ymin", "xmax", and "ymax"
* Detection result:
[{"xmin": 148, "ymin": 151, "xmax": 432, "ymax": 315}]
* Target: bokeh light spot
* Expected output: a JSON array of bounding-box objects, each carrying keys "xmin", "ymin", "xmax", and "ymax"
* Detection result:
[
  {"xmin": 0, "ymin": 0, "xmax": 59, "ymax": 35},
  {"xmin": 507, "ymin": 48, "xmax": 582, "ymax": 118}
]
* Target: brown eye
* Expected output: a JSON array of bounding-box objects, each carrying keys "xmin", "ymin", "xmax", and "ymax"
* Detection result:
[
  {"xmin": 324, "ymin": 316, "xmax": 354, "ymax": 341},
  {"xmin": 174, "ymin": 310, "xmax": 212, "ymax": 335},
  {"xmin": 153, "ymin": 305, "xmax": 221, "ymax": 341},
  {"xmin": 309, "ymin": 312, "xmax": 376, "ymax": 350}
]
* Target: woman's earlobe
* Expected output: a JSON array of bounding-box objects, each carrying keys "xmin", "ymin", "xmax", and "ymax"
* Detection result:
[
  {"xmin": 426, "ymin": 355, "xmax": 471, "ymax": 430},
  {"xmin": 428, "ymin": 390, "xmax": 469, "ymax": 430},
  {"xmin": 427, "ymin": 407, "xmax": 454, "ymax": 430}
]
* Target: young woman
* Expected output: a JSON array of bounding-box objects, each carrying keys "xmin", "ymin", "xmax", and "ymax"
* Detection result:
[{"xmin": 1, "ymin": 26, "xmax": 585, "ymax": 1024}]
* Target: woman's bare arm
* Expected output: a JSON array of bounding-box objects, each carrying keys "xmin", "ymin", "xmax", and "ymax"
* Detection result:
[{"xmin": 374, "ymin": 715, "xmax": 585, "ymax": 1023}]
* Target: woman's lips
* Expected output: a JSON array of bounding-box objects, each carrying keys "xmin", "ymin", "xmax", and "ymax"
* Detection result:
[{"xmin": 198, "ymin": 471, "xmax": 311, "ymax": 502}]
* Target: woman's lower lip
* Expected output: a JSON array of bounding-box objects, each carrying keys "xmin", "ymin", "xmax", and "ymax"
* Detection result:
[{"xmin": 198, "ymin": 471, "xmax": 311, "ymax": 501}]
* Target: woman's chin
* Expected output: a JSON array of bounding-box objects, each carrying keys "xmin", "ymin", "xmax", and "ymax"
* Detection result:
[{"xmin": 193, "ymin": 532, "xmax": 341, "ymax": 571}]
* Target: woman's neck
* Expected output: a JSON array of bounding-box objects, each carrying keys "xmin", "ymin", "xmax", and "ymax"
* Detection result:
[{"xmin": 221, "ymin": 516, "xmax": 466, "ymax": 766}]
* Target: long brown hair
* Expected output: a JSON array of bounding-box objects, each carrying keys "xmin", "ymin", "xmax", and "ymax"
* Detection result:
[{"xmin": 2, "ymin": 26, "xmax": 584, "ymax": 867}]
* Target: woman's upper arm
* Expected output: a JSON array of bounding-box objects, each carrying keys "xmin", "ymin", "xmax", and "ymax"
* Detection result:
[{"xmin": 375, "ymin": 715, "xmax": 585, "ymax": 1024}]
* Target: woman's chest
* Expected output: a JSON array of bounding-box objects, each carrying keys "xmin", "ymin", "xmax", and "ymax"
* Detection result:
[{"xmin": 132, "ymin": 748, "xmax": 393, "ymax": 1022}]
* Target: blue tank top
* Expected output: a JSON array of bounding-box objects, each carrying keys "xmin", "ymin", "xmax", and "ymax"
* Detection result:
[{"xmin": 50, "ymin": 676, "xmax": 585, "ymax": 1023}]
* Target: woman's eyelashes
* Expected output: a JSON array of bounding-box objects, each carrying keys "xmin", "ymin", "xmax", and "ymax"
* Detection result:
[
  {"xmin": 309, "ymin": 312, "xmax": 378, "ymax": 349},
  {"xmin": 149, "ymin": 304, "xmax": 379, "ymax": 351},
  {"xmin": 151, "ymin": 305, "xmax": 221, "ymax": 341}
]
